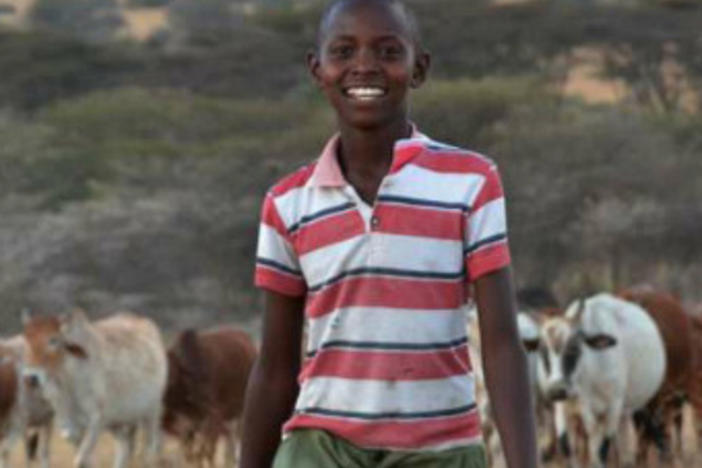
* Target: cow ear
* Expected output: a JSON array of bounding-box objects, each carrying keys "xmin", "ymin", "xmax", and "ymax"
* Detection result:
[
  {"xmin": 64, "ymin": 342, "xmax": 88, "ymax": 360},
  {"xmin": 69, "ymin": 308, "xmax": 89, "ymax": 324},
  {"xmin": 584, "ymin": 334, "xmax": 617, "ymax": 350}
]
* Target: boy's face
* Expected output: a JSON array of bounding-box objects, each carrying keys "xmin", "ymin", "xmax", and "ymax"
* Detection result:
[{"xmin": 308, "ymin": 1, "xmax": 430, "ymax": 131}]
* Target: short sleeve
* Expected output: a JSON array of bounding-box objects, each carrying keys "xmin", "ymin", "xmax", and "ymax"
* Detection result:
[
  {"xmin": 464, "ymin": 164, "xmax": 511, "ymax": 282},
  {"xmin": 254, "ymin": 193, "xmax": 307, "ymax": 297}
]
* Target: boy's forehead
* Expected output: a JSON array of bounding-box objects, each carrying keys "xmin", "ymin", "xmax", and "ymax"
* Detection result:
[{"xmin": 318, "ymin": 0, "xmax": 417, "ymax": 44}]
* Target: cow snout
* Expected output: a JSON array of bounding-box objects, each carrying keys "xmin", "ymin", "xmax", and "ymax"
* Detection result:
[
  {"xmin": 546, "ymin": 384, "xmax": 569, "ymax": 402},
  {"xmin": 24, "ymin": 373, "xmax": 41, "ymax": 389},
  {"xmin": 22, "ymin": 367, "xmax": 46, "ymax": 388}
]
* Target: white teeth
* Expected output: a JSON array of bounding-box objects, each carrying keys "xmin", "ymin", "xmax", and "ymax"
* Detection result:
[{"xmin": 346, "ymin": 87, "xmax": 385, "ymax": 99}]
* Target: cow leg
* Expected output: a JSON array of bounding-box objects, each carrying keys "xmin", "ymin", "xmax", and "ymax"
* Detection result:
[
  {"xmin": 142, "ymin": 407, "xmax": 163, "ymax": 466},
  {"xmin": 34, "ymin": 423, "xmax": 53, "ymax": 468},
  {"xmin": 224, "ymin": 419, "xmax": 241, "ymax": 467},
  {"xmin": 616, "ymin": 416, "xmax": 636, "ymax": 468},
  {"xmin": 580, "ymin": 406, "xmax": 607, "ymax": 468},
  {"xmin": 74, "ymin": 415, "xmax": 103, "ymax": 468},
  {"xmin": 112, "ymin": 425, "xmax": 136, "ymax": 468}
]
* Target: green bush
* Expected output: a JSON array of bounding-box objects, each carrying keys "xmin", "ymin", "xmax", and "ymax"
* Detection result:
[{"xmin": 412, "ymin": 77, "xmax": 547, "ymax": 148}]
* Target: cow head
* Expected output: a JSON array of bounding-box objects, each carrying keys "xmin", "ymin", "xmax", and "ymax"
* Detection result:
[
  {"xmin": 538, "ymin": 297, "xmax": 620, "ymax": 403},
  {"xmin": 21, "ymin": 308, "xmax": 90, "ymax": 384}
]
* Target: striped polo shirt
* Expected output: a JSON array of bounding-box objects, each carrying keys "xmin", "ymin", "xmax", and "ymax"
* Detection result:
[{"xmin": 254, "ymin": 129, "xmax": 511, "ymax": 452}]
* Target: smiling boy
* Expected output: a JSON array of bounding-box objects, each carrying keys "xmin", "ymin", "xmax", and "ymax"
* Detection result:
[{"xmin": 240, "ymin": 1, "xmax": 537, "ymax": 467}]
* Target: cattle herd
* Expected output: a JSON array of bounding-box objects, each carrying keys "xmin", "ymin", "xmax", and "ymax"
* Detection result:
[
  {"xmin": 0, "ymin": 309, "xmax": 256, "ymax": 468},
  {"xmin": 0, "ymin": 286, "xmax": 700, "ymax": 468},
  {"xmin": 472, "ymin": 286, "xmax": 702, "ymax": 468}
]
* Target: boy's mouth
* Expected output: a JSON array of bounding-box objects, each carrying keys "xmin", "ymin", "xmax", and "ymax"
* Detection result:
[{"xmin": 343, "ymin": 86, "xmax": 387, "ymax": 101}]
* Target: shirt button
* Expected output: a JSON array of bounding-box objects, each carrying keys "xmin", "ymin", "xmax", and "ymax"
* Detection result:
[{"xmin": 370, "ymin": 216, "xmax": 380, "ymax": 229}]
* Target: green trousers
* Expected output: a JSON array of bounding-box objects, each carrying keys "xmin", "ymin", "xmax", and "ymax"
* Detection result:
[{"xmin": 273, "ymin": 429, "xmax": 487, "ymax": 468}]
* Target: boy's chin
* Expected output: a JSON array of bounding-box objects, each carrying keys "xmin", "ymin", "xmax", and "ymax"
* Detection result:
[{"xmin": 337, "ymin": 110, "xmax": 407, "ymax": 131}]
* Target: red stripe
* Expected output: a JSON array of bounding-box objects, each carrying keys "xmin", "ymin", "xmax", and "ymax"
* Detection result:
[
  {"xmin": 261, "ymin": 195, "xmax": 289, "ymax": 238},
  {"xmin": 389, "ymin": 142, "xmax": 425, "ymax": 174},
  {"xmin": 300, "ymin": 346, "xmax": 472, "ymax": 381},
  {"xmin": 270, "ymin": 163, "xmax": 316, "ymax": 197},
  {"xmin": 465, "ymin": 242, "xmax": 511, "ymax": 282},
  {"xmin": 255, "ymin": 266, "xmax": 307, "ymax": 297},
  {"xmin": 373, "ymin": 204, "xmax": 463, "ymax": 240},
  {"xmin": 293, "ymin": 211, "xmax": 365, "ymax": 255},
  {"xmin": 471, "ymin": 169, "xmax": 504, "ymax": 212},
  {"xmin": 411, "ymin": 152, "xmax": 493, "ymax": 175},
  {"xmin": 306, "ymin": 277, "xmax": 464, "ymax": 318},
  {"xmin": 284, "ymin": 409, "xmax": 481, "ymax": 450}
]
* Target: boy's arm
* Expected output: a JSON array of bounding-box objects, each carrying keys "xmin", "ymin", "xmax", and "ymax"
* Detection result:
[
  {"xmin": 474, "ymin": 266, "xmax": 538, "ymax": 468},
  {"xmin": 239, "ymin": 290, "xmax": 305, "ymax": 468}
]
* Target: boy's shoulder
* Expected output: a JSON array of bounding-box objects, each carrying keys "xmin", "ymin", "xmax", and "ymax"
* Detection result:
[
  {"xmin": 266, "ymin": 161, "xmax": 318, "ymax": 198},
  {"xmin": 412, "ymin": 136, "xmax": 499, "ymax": 175}
]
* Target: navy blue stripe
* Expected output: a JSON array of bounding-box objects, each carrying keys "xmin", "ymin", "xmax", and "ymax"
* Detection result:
[
  {"xmin": 426, "ymin": 143, "xmax": 463, "ymax": 153},
  {"xmin": 288, "ymin": 202, "xmax": 356, "ymax": 234},
  {"xmin": 464, "ymin": 233, "xmax": 507, "ymax": 255},
  {"xmin": 377, "ymin": 195, "xmax": 468, "ymax": 212},
  {"xmin": 308, "ymin": 267, "xmax": 464, "ymax": 293},
  {"xmin": 297, "ymin": 403, "xmax": 477, "ymax": 421},
  {"xmin": 256, "ymin": 257, "xmax": 303, "ymax": 277},
  {"xmin": 305, "ymin": 336, "xmax": 468, "ymax": 358}
]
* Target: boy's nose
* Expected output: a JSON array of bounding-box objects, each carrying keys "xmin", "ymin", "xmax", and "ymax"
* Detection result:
[{"xmin": 350, "ymin": 48, "xmax": 380, "ymax": 75}]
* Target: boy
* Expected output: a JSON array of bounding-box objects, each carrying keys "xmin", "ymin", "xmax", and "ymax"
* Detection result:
[{"xmin": 240, "ymin": 1, "xmax": 537, "ymax": 467}]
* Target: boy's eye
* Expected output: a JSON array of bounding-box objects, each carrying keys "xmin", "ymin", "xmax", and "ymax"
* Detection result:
[
  {"xmin": 378, "ymin": 44, "xmax": 404, "ymax": 60},
  {"xmin": 329, "ymin": 44, "xmax": 354, "ymax": 59}
]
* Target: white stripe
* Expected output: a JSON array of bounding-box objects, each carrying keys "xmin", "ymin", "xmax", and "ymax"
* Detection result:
[
  {"xmin": 307, "ymin": 307, "xmax": 467, "ymax": 353},
  {"xmin": 466, "ymin": 198, "xmax": 507, "ymax": 246},
  {"xmin": 296, "ymin": 375, "xmax": 475, "ymax": 415},
  {"xmin": 257, "ymin": 224, "xmax": 301, "ymax": 272},
  {"xmin": 299, "ymin": 233, "xmax": 463, "ymax": 286},
  {"xmin": 384, "ymin": 164, "xmax": 484, "ymax": 206},
  {"xmin": 274, "ymin": 187, "xmax": 353, "ymax": 231}
]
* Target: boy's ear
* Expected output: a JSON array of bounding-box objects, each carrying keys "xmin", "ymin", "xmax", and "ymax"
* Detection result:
[
  {"xmin": 410, "ymin": 51, "xmax": 431, "ymax": 89},
  {"xmin": 307, "ymin": 49, "xmax": 323, "ymax": 87}
]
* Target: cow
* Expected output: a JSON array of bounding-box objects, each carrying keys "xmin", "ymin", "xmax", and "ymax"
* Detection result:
[
  {"xmin": 540, "ymin": 293, "xmax": 668, "ymax": 468},
  {"xmin": 0, "ymin": 335, "xmax": 53, "ymax": 468},
  {"xmin": 466, "ymin": 304, "xmax": 556, "ymax": 468},
  {"xmin": 163, "ymin": 326, "xmax": 257, "ymax": 467},
  {"xmin": 616, "ymin": 288, "xmax": 695, "ymax": 464},
  {"xmin": 21, "ymin": 309, "xmax": 167, "ymax": 468}
]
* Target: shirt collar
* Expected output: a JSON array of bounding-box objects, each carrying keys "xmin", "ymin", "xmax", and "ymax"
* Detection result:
[{"xmin": 308, "ymin": 124, "xmax": 427, "ymax": 188}]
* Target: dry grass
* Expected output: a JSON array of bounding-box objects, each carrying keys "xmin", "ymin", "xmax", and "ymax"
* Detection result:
[{"xmin": 8, "ymin": 432, "xmax": 232, "ymax": 468}]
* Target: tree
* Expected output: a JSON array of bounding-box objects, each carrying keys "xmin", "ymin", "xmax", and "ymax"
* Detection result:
[{"xmin": 30, "ymin": 0, "xmax": 124, "ymax": 42}]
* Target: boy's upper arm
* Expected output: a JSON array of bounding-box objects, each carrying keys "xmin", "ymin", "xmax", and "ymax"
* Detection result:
[
  {"xmin": 259, "ymin": 289, "xmax": 305, "ymax": 373},
  {"xmin": 255, "ymin": 192, "xmax": 307, "ymax": 297},
  {"xmin": 464, "ymin": 163, "xmax": 511, "ymax": 283},
  {"xmin": 473, "ymin": 267, "xmax": 518, "ymax": 340}
]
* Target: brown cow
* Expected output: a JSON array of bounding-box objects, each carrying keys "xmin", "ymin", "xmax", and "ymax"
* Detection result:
[
  {"xmin": 163, "ymin": 326, "xmax": 257, "ymax": 467},
  {"xmin": 0, "ymin": 336, "xmax": 53, "ymax": 468},
  {"xmin": 618, "ymin": 288, "xmax": 695, "ymax": 464}
]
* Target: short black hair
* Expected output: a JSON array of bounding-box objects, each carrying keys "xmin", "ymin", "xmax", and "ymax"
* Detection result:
[{"xmin": 316, "ymin": 0, "xmax": 422, "ymax": 51}]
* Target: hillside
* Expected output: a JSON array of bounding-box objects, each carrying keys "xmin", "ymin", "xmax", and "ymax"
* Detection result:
[{"xmin": 0, "ymin": 0, "xmax": 701, "ymax": 334}]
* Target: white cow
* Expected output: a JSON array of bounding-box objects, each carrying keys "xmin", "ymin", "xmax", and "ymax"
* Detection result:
[
  {"xmin": 0, "ymin": 335, "xmax": 53, "ymax": 468},
  {"xmin": 22, "ymin": 309, "xmax": 167, "ymax": 468},
  {"xmin": 540, "ymin": 293, "xmax": 666, "ymax": 468},
  {"xmin": 466, "ymin": 305, "xmax": 549, "ymax": 468}
]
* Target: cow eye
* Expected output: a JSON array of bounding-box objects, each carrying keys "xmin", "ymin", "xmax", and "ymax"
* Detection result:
[
  {"xmin": 522, "ymin": 338, "xmax": 540, "ymax": 352},
  {"xmin": 584, "ymin": 334, "xmax": 617, "ymax": 350}
]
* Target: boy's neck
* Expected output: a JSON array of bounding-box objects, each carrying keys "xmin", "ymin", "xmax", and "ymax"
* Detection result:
[{"xmin": 336, "ymin": 119, "xmax": 412, "ymax": 204}]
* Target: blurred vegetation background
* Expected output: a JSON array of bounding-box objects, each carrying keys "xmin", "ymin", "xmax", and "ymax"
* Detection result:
[{"xmin": 0, "ymin": 0, "xmax": 700, "ymax": 333}]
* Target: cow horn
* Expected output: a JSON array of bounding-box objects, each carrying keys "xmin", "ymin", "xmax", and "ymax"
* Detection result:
[{"xmin": 572, "ymin": 298, "xmax": 586, "ymax": 324}]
